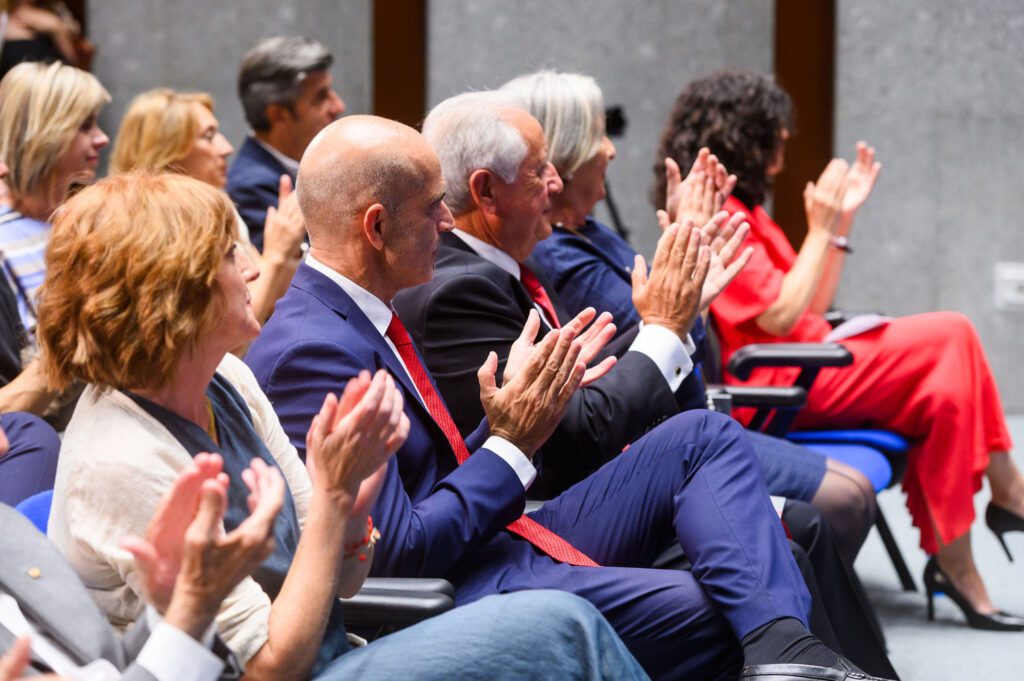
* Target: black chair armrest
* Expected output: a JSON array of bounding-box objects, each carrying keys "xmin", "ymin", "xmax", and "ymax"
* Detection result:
[
  {"xmin": 707, "ymin": 385, "xmax": 807, "ymax": 409},
  {"xmin": 728, "ymin": 343, "xmax": 852, "ymax": 381},
  {"xmin": 360, "ymin": 577, "xmax": 455, "ymax": 598},
  {"xmin": 342, "ymin": 586, "xmax": 455, "ymax": 629}
]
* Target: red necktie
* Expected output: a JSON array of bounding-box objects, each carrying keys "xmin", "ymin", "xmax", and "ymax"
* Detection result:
[
  {"xmin": 519, "ymin": 264, "xmax": 561, "ymax": 329},
  {"xmin": 386, "ymin": 313, "xmax": 598, "ymax": 567}
]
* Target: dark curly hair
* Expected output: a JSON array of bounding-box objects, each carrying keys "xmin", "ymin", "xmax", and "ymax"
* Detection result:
[{"xmin": 652, "ymin": 71, "xmax": 794, "ymax": 210}]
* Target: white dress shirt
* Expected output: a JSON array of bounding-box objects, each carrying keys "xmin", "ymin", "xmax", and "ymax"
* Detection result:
[
  {"xmin": 304, "ymin": 255, "xmax": 537, "ymax": 489},
  {"xmin": 451, "ymin": 229, "xmax": 695, "ymax": 392},
  {"xmin": 0, "ymin": 594, "xmax": 222, "ymax": 681}
]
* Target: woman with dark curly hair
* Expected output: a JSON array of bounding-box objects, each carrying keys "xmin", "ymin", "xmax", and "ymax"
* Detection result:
[{"xmin": 655, "ymin": 71, "xmax": 1024, "ymax": 631}]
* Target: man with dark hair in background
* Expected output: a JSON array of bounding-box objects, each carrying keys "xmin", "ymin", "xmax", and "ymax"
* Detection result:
[{"xmin": 227, "ymin": 35, "xmax": 345, "ymax": 250}]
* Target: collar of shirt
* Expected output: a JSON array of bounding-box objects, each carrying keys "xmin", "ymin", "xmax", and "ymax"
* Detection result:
[
  {"xmin": 249, "ymin": 134, "xmax": 300, "ymax": 177},
  {"xmin": 451, "ymin": 229, "xmax": 520, "ymax": 279},
  {"xmin": 304, "ymin": 254, "xmax": 393, "ymax": 336}
]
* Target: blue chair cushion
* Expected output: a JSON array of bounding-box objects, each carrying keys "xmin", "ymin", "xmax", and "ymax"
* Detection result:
[
  {"xmin": 15, "ymin": 489, "xmax": 53, "ymax": 534},
  {"xmin": 799, "ymin": 443, "xmax": 893, "ymax": 493},
  {"xmin": 787, "ymin": 429, "xmax": 910, "ymax": 455}
]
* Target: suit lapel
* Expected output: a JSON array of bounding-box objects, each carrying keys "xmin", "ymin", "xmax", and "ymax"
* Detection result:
[{"xmin": 291, "ymin": 265, "xmax": 449, "ymax": 443}]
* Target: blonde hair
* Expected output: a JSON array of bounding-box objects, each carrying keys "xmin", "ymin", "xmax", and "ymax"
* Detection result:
[
  {"xmin": 36, "ymin": 172, "xmax": 238, "ymax": 391},
  {"xmin": 110, "ymin": 88, "xmax": 214, "ymax": 175},
  {"xmin": 501, "ymin": 70, "xmax": 605, "ymax": 179},
  {"xmin": 0, "ymin": 61, "xmax": 109, "ymax": 198}
]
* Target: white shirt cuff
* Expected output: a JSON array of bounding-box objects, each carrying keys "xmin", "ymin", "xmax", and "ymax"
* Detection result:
[
  {"xmin": 137, "ymin": 608, "xmax": 224, "ymax": 681},
  {"xmin": 483, "ymin": 435, "xmax": 537, "ymax": 490},
  {"xmin": 628, "ymin": 324, "xmax": 695, "ymax": 392}
]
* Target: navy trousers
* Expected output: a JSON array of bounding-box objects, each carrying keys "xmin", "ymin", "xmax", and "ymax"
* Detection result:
[
  {"xmin": 0, "ymin": 412, "xmax": 60, "ymax": 506},
  {"xmin": 460, "ymin": 411, "xmax": 811, "ymax": 681}
]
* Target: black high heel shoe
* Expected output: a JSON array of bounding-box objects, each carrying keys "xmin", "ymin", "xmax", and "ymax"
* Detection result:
[
  {"xmin": 985, "ymin": 501, "xmax": 1024, "ymax": 562},
  {"xmin": 923, "ymin": 557, "xmax": 1024, "ymax": 631}
]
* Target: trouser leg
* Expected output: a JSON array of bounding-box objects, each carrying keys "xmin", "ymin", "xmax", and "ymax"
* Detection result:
[
  {"xmin": 315, "ymin": 591, "xmax": 650, "ymax": 681},
  {"xmin": 0, "ymin": 412, "xmax": 61, "ymax": 506},
  {"xmin": 532, "ymin": 410, "xmax": 811, "ymax": 639}
]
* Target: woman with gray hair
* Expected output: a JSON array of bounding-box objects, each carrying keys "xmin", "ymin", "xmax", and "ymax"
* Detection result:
[{"xmin": 501, "ymin": 69, "xmax": 880, "ymax": 565}]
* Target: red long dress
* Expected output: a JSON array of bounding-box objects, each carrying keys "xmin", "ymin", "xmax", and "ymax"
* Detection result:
[{"xmin": 712, "ymin": 196, "xmax": 1012, "ymax": 554}]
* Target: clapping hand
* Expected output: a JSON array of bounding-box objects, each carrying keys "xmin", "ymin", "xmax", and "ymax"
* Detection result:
[
  {"xmin": 699, "ymin": 211, "xmax": 753, "ymax": 312},
  {"xmin": 664, "ymin": 147, "xmax": 737, "ymax": 226},
  {"xmin": 479, "ymin": 325, "xmax": 586, "ymax": 458},
  {"xmin": 632, "ymin": 219, "xmax": 711, "ymax": 340},
  {"xmin": 305, "ymin": 371, "xmax": 409, "ymax": 518},
  {"xmin": 121, "ymin": 453, "xmax": 285, "ymax": 640},
  {"xmin": 504, "ymin": 310, "xmax": 617, "ymax": 389},
  {"xmin": 805, "ymin": 159, "xmax": 851, "ymax": 236},
  {"xmin": 262, "ymin": 175, "xmax": 307, "ymax": 263},
  {"xmin": 0, "ymin": 637, "xmax": 63, "ymax": 681},
  {"xmin": 839, "ymin": 141, "xmax": 881, "ymax": 225}
]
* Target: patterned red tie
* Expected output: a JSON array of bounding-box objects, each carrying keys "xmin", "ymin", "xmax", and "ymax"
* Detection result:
[
  {"xmin": 519, "ymin": 264, "xmax": 561, "ymax": 329},
  {"xmin": 386, "ymin": 313, "xmax": 598, "ymax": 567}
]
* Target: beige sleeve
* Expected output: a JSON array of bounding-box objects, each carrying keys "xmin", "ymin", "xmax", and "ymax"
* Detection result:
[{"xmin": 51, "ymin": 405, "xmax": 274, "ymax": 663}]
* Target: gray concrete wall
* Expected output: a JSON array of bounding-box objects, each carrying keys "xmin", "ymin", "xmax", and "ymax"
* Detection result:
[
  {"xmin": 834, "ymin": 0, "xmax": 1024, "ymax": 410},
  {"xmin": 88, "ymin": 0, "xmax": 372, "ymax": 166},
  {"xmin": 427, "ymin": 0, "xmax": 774, "ymax": 258}
]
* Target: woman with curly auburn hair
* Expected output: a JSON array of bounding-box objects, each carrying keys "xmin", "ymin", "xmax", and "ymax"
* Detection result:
[{"xmin": 657, "ymin": 71, "xmax": 1024, "ymax": 631}]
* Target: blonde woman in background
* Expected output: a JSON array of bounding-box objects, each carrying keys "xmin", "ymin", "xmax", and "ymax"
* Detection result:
[{"xmin": 111, "ymin": 88, "xmax": 306, "ymax": 324}]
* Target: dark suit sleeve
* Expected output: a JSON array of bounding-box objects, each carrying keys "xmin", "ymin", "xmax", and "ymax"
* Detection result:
[
  {"xmin": 259, "ymin": 340, "xmax": 524, "ymax": 578},
  {"xmin": 397, "ymin": 273, "xmax": 680, "ymax": 489},
  {"xmin": 226, "ymin": 177, "xmax": 278, "ymax": 252}
]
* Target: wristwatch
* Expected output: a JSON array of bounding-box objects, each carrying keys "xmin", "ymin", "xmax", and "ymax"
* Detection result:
[{"xmin": 829, "ymin": 235, "xmax": 853, "ymax": 253}]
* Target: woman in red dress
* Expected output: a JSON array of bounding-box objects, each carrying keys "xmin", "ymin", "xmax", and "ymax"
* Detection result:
[{"xmin": 654, "ymin": 71, "xmax": 1024, "ymax": 630}]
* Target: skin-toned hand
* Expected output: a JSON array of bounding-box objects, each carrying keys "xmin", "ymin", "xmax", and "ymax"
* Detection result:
[
  {"xmin": 664, "ymin": 148, "xmax": 737, "ymax": 226},
  {"xmin": 698, "ymin": 212, "xmax": 754, "ymax": 312},
  {"xmin": 304, "ymin": 370, "xmax": 409, "ymax": 506},
  {"xmin": 0, "ymin": 424, "xmax": 8, "ymax": 457},
  {"xmin": 160, "ymin": 458, "xmax": 285, "ymax": 641},
  {"xmin": 479, "ymin": 325, "xmax": 586, "ymax": 458},
  {"xmin": 839, "ymin": 141, "xmax": 881, "ymax": 225},
  {"xmin": 503, "ymin": 310, "xmax": 617, "ymax": 389},
  {"xmin": 804, "ymin": 159, "xmax": 851, "ymax": 236},
  {"xmin": 261, "ymin": 175, "xmax": 307, "ymax": 264},
  {"xmin": 632, "ymin": 220, "xmax": 712, "ymax": 341},
  {"xmin": 121, "ymin": 453, "xmax": 229, "ymax": 614},
  {"xmin": 0, "ymin": 637, "xmax": 64, "ymax": 681}
]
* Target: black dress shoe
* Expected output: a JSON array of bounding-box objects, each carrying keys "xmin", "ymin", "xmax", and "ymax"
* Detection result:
[
  {"xmin": 985, "ymin": 501, "xmax": 1024, "ymax": 562},
  {"xmin": 739, "ymin": 657, "xmax": 893, "ymax": 680},
  {"xmin": 923, "ymin": 556, "xmax": 1024, "ymax": 631}
]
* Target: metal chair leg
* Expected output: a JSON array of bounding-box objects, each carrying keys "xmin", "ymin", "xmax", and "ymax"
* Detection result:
[{"xmin": 874, "ymin": 510, "xmax": 917, "ymax": 592}]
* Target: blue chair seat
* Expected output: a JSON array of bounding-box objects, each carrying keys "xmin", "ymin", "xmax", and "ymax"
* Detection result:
[
  {"xmin": 15, "ymin": 489, "xmax": 53, "ymax": 534},
  {"xmin": 787, "ymin": 429, "xmax": 910, "ymax": 455},
  {"xmin": 800, "ymin": 443, "xmax": 893, "ymax": 493}
]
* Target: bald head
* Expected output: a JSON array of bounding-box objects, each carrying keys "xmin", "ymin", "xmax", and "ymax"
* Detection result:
[{"xmin": 297, "ymin": 115, "xmax": 434, "ymax": 245}]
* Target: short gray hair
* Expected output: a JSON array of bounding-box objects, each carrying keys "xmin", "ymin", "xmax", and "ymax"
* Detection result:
[
  {"xmin": 500, "ymin": 70, "xmax": 604, "ymax": 179},
  {"xmin": 238, "ymin": 36, "xmax": 333, "ymax": 131},
  {"xmin": 421, "ymin": 91, "xmax": 528, "ymax": 216}
]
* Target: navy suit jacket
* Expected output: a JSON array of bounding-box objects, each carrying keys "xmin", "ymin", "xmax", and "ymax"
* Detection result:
[
  {"xmin": 392, "ymin": 232, "xmax": 682, "ymax": 496},
  {"xmin": 226, "ymin": 137, "xmax": 292, "ymax": 252},
  {"xmin": 245, "ymin": 263, "xmax": 528, "ymax": 580}
]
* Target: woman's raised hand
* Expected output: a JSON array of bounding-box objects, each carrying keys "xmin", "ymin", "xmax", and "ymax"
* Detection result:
[
  {"xmin": 305, "ymin": 370, "xmax": 410, "ymax": 505},
  {"xmin": 804, "ymin": 159, "xmax": 850, "ymax": 236},
  {"xmin": 839, "ymin": 141, "xmax": 882, "ymax": 224}
]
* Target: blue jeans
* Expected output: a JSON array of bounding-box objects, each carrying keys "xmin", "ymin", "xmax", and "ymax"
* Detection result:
[{"xmin": 315, "ymin": 591, "xmax": 649, "ymax": 680}]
